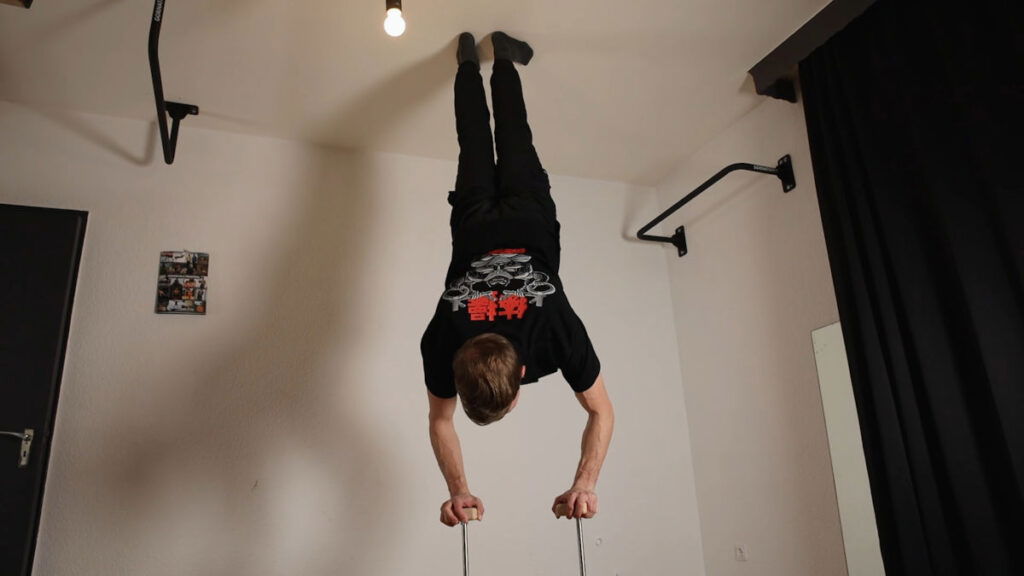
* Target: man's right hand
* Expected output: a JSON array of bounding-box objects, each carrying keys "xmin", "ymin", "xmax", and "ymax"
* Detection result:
[{"xmin": 440, "ymin": 493, "xmax": 484, "ymax": 526}]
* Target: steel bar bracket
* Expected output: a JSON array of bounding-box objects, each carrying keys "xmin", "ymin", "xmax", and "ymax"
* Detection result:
[
  {"xmin": 637, "ymin": 154, "xmax": 796, "ymax": 257},
  {"xmin": 671, "ymin": 226, "xmax": 689, "ymax": 257},
  {"xmin": 149, "ymin": 0, "xmax": 199, "ymax": 165},
  {"xmin": 777, "ymin": 154, "xmax": 796, "ymax": 192}
]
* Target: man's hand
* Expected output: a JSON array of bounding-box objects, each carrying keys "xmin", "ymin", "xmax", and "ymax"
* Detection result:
[
  {"xmin": 552, "ymin": 487, "xmax": 598, "ymax": 519},
  {"xmin": 440, "ymin": 493, "xmax": 485, "ymax": 527}
]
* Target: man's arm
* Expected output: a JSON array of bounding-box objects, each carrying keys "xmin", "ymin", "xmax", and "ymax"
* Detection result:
[
  {"xmin": 428, "ymin": 390, "xmax": 484, "ymax": 526},
  {"xmin": 552, "ymin": 374, "xmax": 614, "ymax": 519}
]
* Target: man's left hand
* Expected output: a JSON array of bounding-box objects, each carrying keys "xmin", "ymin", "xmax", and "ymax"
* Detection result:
[{"xmin": 552, "ymin": 487, "xmax": 598, "ymax": 519}]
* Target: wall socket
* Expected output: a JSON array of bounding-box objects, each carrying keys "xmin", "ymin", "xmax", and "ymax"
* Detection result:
[{"xmin": 734, "ymin": 544, "xmax": 748, "ymax": 562}]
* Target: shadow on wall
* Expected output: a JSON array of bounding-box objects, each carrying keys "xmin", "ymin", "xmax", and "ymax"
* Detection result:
[
  {"xmin": 85, "ymin": 41, "xmax": 454, "ymax": 575},
  {"xmin": 23, "ymin": 102, "xmax": 157, "ymax": 166},
  {"xmin": 311, "ymin": 38, "xmax": 459, "ymax": 149},
  {"xmin": 618, "ymin": 185, "xmax": 661, "ymax": 243},
  {"xmin": 39, "ymin": 0, "xmax": 129, "ymax": 40},
  {"xmin": 675, "ymin": 171, "xmax": 764, "ymax": 227}
]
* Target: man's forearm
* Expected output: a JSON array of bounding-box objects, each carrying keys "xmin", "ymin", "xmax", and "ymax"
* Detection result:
[
  {"xmin": 429, "ymin": 418, "xmax": 470, "ymax": 495},
  {"xmin": 573, "ymin": 409, "xmax": 614, "ymax": 490}
]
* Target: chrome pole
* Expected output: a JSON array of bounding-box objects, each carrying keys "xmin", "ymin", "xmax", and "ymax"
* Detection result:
[
  {"xmin": 462, "ymin": 521, "xmax": 469, "ymax": 576},
  {"xmin": 575, "ymin": 517, "xmax": 587, "ymax": 576}
]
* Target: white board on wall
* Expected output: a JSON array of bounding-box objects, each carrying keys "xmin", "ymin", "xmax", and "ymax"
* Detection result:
[{"xmin": 812, "ymin": 322, "xmax": 886, "ymax": 576}]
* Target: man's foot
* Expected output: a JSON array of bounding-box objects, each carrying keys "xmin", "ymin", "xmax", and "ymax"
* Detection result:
[
  {"xmin": 491, "ymin": 31, "xmax": 533, "ymax": 65},
  {"xmin": 457, "ymin": 32, "xmax": 478, "ymax": 68}
]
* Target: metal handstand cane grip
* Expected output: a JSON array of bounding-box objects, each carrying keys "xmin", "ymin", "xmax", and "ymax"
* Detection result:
[
  {"xmin": 458, "ymin": 503, "xmax": 587, "ymax": 575},
  {"xmin": 555, "ymin": 502, "xmax": 589, "ymax": 576},
  {"xmin": 460, "ymin": 507, "xmax": 480, "ymax": 576}
]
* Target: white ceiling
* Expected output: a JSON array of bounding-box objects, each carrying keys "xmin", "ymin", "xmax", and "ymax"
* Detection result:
[{"xmin": 0, "ymin": 0, "xmax": 827, "ymax": 185}]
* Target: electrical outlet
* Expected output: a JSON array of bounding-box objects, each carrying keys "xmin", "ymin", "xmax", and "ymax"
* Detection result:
[{"xmin": 734, "ymin": 544, "xmax": 748, "ymax": 562}]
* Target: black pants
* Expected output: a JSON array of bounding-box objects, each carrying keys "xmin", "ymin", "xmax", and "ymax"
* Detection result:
[{"xmin": 448, "ymin": 60, "xmax": 559, "ymax": 266}]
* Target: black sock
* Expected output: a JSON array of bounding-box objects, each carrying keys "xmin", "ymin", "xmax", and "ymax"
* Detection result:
[
  {"xmin": 457, "ymin": 32, "xmax": 479, "ymax": 68},
  {"xmin": 491, "ymin": 31, "xmax": 533, "ymax": 66}
]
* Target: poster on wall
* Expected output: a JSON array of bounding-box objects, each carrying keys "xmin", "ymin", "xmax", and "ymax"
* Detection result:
[{"xmin": 155, "ymin": 251, "xmax": 209, "ymax": 315}]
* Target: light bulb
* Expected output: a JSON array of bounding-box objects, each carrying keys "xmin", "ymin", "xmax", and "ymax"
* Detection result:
[{"xmin": 383, "ymin": 8, "xmax": 406, "ymax": 37}]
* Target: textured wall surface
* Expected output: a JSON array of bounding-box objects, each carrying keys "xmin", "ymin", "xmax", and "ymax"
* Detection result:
[
  {"xmin": 656, "ymin": 98, "xmax": 846, "ymax": 576},
  {"xmin": 0, "ymin": 100, "xmax": 705, "ymax": 576}
]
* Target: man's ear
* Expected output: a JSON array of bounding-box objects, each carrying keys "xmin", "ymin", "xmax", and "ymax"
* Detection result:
[{"xmin": 521, "ymin": 365, "xmax": 526, "ymax": 378}]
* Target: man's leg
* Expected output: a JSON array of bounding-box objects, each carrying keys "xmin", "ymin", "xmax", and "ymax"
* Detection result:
[
  {"xmin": 449, "ymin": 49, "xmax": 499, "ymax": 237},
  {"xmin": 491, "ymin": 54, "xmax": 546, "ymax": 195},
  {"xmin": 452, "ymin": 34, "xmax": 495, "ymax": 199},
  {"xmin": 490, "ymin": 33, "xmax": 559, "ymax": 270}
]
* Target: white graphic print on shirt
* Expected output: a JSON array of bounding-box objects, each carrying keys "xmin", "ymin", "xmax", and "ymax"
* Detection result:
[{"xmin": 442, "ymin": 249, "xmax": 557, "ymax": 321}]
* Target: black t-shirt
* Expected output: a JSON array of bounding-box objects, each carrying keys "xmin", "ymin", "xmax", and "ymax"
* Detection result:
[{"xmin": 421, "ymin": 245, "xmax": 601, "ymax": 398}]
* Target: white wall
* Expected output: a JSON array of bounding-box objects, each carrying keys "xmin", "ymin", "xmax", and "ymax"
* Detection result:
[
  {"xmin": 654, "ymin": 98, "xmax": 845, "ymax": 576},
  {"xmin": 0, "ymin": 100, "xmax": 705, "ymax": 576}
]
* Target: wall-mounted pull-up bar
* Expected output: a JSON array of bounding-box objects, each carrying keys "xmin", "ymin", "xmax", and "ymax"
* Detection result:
[
  {"xmin": 148, "ymin": 0, "xmax": 198, "ymax": 165},
  {"xmin": 637, "ymin": 155, "xmax": 796, "ymax": 257}
]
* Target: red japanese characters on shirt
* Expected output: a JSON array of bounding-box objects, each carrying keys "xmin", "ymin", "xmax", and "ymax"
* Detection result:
[
  {"xmin": 466, "ymin": 291, "xmax": 530, "ymax": 322},
  {"xmin": 468, "ymin": 292, "xmax": 499, "ymax": 321}
]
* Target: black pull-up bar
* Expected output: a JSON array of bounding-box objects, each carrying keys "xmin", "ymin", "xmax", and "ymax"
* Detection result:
[
  {"xmin": 636, "ymin": 155, "xmax": 796, "ymax": 257},
  {"xmin": 148, "ymin": 0, "xmax": 198, "ymax": 165}
]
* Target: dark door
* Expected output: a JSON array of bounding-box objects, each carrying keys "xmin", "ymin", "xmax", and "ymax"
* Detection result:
[{"xmin": 0, "ymin": 204, "xmax": 86, "ymax": 576}]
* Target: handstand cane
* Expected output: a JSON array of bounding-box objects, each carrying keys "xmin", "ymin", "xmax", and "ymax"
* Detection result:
[
  {"xmin": 555, "ymin": 502, "xmax": 589, "ymax": 576},
  {"xmin": 460, "ymin": 507, "xmax": 480, "ymax": 576}
]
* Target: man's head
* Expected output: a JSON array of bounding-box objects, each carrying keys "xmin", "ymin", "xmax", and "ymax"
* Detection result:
[{"xmin": 453, "ymin": 333, "xmax": 523, "ymax": 425}]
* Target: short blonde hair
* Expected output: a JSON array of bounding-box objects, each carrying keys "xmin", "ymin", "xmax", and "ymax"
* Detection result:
[{"xmin": 453, "ymin": 333, "xmax": 521, "ymax": 425}]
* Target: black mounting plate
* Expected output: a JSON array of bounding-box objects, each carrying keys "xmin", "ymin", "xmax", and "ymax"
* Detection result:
[
  {"xmin": 166, "ymin": 101, "xmax": 199, "ymax": 121},
  {"xmin": 672, "ymin": 226, "xmax": 688, "ymax": 257},
  {"xmin": 777, "ymin": 154, "xmax": 796, "ymax": 192}
]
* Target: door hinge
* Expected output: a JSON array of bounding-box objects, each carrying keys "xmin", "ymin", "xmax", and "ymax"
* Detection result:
[{"xmin": 0, "ymin": 429, "xmax": 34, "ymax": 467}]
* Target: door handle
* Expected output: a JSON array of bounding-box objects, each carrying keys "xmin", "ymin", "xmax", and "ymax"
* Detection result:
[{"xmin": 0, "ymin": 429, "xmax": 34, "ymax": 468}]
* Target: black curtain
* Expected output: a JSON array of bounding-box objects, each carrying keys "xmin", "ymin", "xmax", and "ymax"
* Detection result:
[{"xmin": 799, "ymin": 2, "xmax": 1024, "ymax": 575}]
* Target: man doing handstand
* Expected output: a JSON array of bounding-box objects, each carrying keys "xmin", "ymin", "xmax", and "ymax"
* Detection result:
[{"xmin": 422, "ymin": 32, "xmax": 614, "ymax": 527}]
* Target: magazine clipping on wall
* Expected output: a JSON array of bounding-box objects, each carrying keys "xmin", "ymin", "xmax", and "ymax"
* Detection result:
[{"xmin": 156, "ymin": 250, "xmax": 209, "ymax": 315}]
